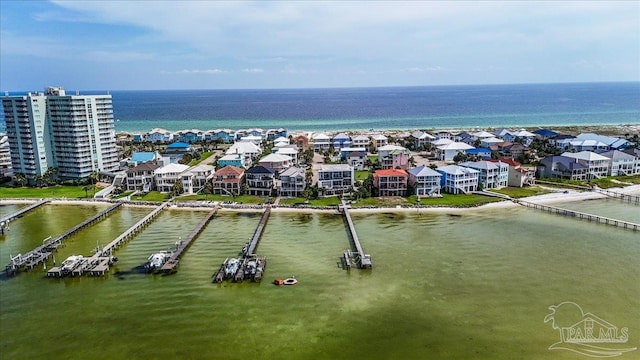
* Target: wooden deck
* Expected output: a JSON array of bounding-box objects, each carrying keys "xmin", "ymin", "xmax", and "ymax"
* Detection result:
[
  {"xmin": 5, "ymin": 202, "xmax": 123, "ymax": 276},
  {"xmin": 339, "ymin": 199, "xmax": 372, "ymax": 269},
  {"xmin": 0, "ymin": 200, "xmax": 49, "ymax": 233},
  {"xmin": 47, "ymin": 201, "xmax": 170, "ymax": 278},
  {"xmin": 514, "ymin": 199, "xmax": 640, "ymax": 232},
  {"xmin": 160, "ymin": 205, "xmax": 220, "ymax": 273}
]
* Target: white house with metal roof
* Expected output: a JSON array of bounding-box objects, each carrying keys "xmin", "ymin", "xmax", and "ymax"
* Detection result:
[
  {"xmin": 317, "ymin": 164, "xmax": 354, "ymax": 196},
  {"xmin": 600, "ymin": 150, "xmax": 638, "ymax": 176},
  {"xmin": 561, "ymin": 151, "xmax": 611, "ymax": 179},
  {"xmin": 436, "ymin": 165, "xmax": 479, "ymax": 194},
  {"xmin": 154, "ymin": 163, "xmax": 190, "ymax": 192},
  {"xmin": 437, "ymin": 142, "xmax": 475, "ymax": 162},
  {"xmin": 408, "ymin": 165, "xmax": 442, "ymax": 196},
  {"xmin": 459, "ymin": 160, "xmax": 508, "ymax": 189}
]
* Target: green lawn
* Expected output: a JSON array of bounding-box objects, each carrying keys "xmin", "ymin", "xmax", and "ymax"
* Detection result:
[
  {"xmin": 354, "ymin": 170, "xmax": 370, "ymax": 182},
  {"xmin": 279, "ymin": 197, "xmax": 341, "ymax": 207},
  {"xmin": 130, "ymin": 191, "xmax": 168, "ymax": 202},
  {"xmin": 0, "ymin": 185, "xmax": 98, "ymax": 199},
  {"xmin": 188, "ymin": 151, "xmax": 215, "ymax": 166},
  {"xmin": 408, "ymin": 193, "xmax": 504, "ymax": 207},
  {"xmin": 592, "ymin": 175, "xmax": 640, "ymax": 189},
  {"xmin": 490, "ymin": 186, "xmax": 552, "ymax": 198},
  {"xmin": 174, "ymin": 194, "xmax": 268, "ymax": 204}
]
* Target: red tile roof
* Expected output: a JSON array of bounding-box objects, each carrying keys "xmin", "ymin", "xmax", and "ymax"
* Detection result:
[
  {"xmin": 215, "ymin": 166, "xmax": 245, "ymax": 176},
  {"xmin": 373, "ymin": 169, "xmax": 408, "ymax": 178}
]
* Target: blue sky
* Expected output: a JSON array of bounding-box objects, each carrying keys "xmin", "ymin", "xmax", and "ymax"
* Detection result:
[{"xmin": 1, "ymin": 1, "xmax": 638, "ymax": 91}]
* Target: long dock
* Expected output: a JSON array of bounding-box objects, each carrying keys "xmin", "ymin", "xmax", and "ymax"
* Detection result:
[
  {"xmin": 0, "ymin": 200, "xmax": 49, "ymax": 233},
  {"xmin": 595, "ymin": 188, "xmax": 640, "ymax": 205},
  {"xmin": 212, "ymin": 207, "xmax": 270, "ymax": 283},
  {"xmin": 160, "ymin": 205, "xmax": 220, "ymax": 273},
  {"xmin": 514, "ymin": 199, "xmax": 640, "ymax": 232},
  {"xmin": 47, "ymin": 201, "xmax": 170, "ymax": 277},
  {"xmin": 246, "ymin": 207, "xmax": 271, "ymax": 256},
  {"xmin": 5, "ymin": 202, "xmax": 123, "ymax": 276},
  {"xmin": 339, "ymin": 199, "xmax": 372, "ymax": 269}
]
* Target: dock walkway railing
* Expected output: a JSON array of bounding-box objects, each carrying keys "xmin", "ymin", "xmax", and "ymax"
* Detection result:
[
  {"xmin": 339, "ymin": 199, "xmax": 372, "ymax": 269},
  {"xmin": 514, "ymin": 199, "xmax": 640, "ymax": 232},
  {"xmin": 161, "ymin": 205, "xmax": 220, "ymax": 273}
]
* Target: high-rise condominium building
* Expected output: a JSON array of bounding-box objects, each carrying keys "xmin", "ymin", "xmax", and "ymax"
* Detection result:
[{"xmin": 1, "ymin": 86, "xmax": 119, "ymax": 182}]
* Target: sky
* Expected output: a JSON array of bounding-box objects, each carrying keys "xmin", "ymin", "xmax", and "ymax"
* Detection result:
[{"xmin": 1, "ymin": 0, "xmax": 639, "ymax": 91}]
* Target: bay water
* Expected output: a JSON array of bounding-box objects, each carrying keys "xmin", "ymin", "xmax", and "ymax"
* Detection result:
[{"xmin": 0, "ymin": 199, "xmax": 638, "ymax": 359}]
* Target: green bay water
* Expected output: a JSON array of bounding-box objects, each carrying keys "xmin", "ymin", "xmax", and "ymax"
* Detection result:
[{"xmin": 0, "ymin": 201, "xmax": 638, "ymax": 359}]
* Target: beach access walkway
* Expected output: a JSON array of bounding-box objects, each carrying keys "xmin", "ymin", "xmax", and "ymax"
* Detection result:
[{"xmin": 339, "ymin": 199, "xmax": 372, "ymax": 269}]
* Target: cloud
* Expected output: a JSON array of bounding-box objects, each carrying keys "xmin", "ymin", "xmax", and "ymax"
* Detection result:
[{"xmin": 242, "ymin": 68, "xmax": 264, "ymax": 73}]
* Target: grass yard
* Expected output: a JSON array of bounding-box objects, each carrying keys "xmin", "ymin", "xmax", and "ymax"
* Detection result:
[
  {"xmin": 174, "ymin": 194, "xmax": 268, "ymax": 204},
  {"xmin": 279, "ymin": 197, "xmax": 341, "ymax": 207},
  {"xmin": 0, "ymin": 185, "xmax": 99, "ymax": 199},
  {"xmin": 354, "ymin": 170, "xmax": 371, "ymax": 182},
  {"xmin": 408, "ymin": 193, "xmax": 504, "ymax": 207}
]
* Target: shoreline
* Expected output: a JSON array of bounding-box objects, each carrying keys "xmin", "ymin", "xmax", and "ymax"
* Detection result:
[
  {"xmin": 2, "ymin": 184, "xmax": 639, "ymax": 214},
  {"xmin": 114, "ymin": 123, "xmax": 640, "ymax": 138}
]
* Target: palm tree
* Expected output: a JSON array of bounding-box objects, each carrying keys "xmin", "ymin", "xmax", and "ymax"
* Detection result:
[{"xmin": 12, "ymin": 173, "xmax": 26, "ymax": 187}]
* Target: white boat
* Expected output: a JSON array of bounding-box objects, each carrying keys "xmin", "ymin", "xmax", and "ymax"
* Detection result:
[
  {"xmin": 145, "ymin": 251, "xmax": 171, "ymax": 271},
  {"xmin": 224, "ymin": 258, "xmax": 240, "ymax": 278},
  {"xmin": 60, "ymin": 255, "xmax": 84, "ymax": 273}
]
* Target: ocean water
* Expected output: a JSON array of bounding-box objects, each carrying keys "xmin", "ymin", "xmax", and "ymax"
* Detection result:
[
  {"xmin": 0, "ymin": 200, "xmax": 638, "ymax": 359},
  {"xmin": 1, "ymin": 82, "xmax": 639, "ymax": 134}
]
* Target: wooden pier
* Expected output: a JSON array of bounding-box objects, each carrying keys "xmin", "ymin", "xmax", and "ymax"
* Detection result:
[
  {"xmin": 339, "ymin": 199, "xmax": 372, "ymax": 269},
  {"xmin": 47, "ymin": 201, "xmax": 170, "ymax": 277},
  {"xmin": 514, "ymin": 199, "xmax": 640, "ymax": 232},
  {"xmin": 5, "ymin": 202, "xmax": 123, "ymax": 276},
  {"xmin": 160, "ymin": 205, "xmax": 220, "ymax": 274},
  {"xmin": 212, "ymin": 207, "xmax": 270, "ymax": 283},
  {"xmin": 595, "ymin": 189, "xmax": 640, "ymax": 205},
  {"xmin": 0, "ymin": 200, "xmax": 49, "ymax": 233}
]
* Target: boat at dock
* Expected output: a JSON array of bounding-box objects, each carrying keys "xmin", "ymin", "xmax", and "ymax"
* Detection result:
[
  {"xmin": 144, "ymin": 251, "xmax": 172, "ymax": 272},
  {"xmin": 52, "ymin": 255, "xmax": 85, "ymax": 276}
]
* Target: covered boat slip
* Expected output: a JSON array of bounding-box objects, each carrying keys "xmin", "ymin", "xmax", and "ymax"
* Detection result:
[{"xmin": 212, "ymin": 207, "xmax": 270, "ymax": 283}]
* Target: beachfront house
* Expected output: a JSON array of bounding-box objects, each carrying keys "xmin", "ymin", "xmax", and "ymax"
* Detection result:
[
  {"xmin": 154, "ymin": 163, "xmax": 190, "ymax": 193},
  {"xmin": 258, "ymin": 153, "xmax": 293, "ymax": 171},
  {"xmin": 274, "ymin": 147, "xmax": 299, "ymax": 165},
  {"xmin": 176, "ymin": 129, "xmax": 204, "ymax": 143},
  {"xmin": 147, "ymin": 128, "xmax": 174, "ymax": 143},
  {"xmin": 600, "ymin": 150, "xmax": 638, "ymax": 176},
  {"xmin": 352, "ymin": 135, "xmax": 370, "ymax": 149},
  {"xmin": 211, "ymin": 166, "xmax": 245, "ymax": 196},
  {"xmin": 266, "ymin": 128, "xmax": 288, "ymax": 141},
  {"xmin": 317, "ymin": 164, "xmax": 354, "ymax": 196},
  {"xmin": 372, "ymin": 134, "xmax": 388, "ymax": 150},
  {"xmin": 373, "ymin": 169, "xmax": 408, "ymax": 197},
  {"xmin": 537, "ymin": 156, "xmax": 589, "ymax": 181},
  {"xmin": 377, "ymin": 145, "xmax": 410, "ymax": 170},
  {"xmin": 206, "ymin": 129, "xmax": 235, "ymax": 143},
  {"xmin": 278, "ymin": 167, "xmax": 306, "ymax": 198},
  {"xmin": 126, "ymin": 162, "xmax": 160, "ymax": 192},
  {"xmin": 561, "ymin": 151, "xmax": 611, "ymax": 179},
  {"xmin": 408, "ymin": 165, "xmax": 442, "ymax": 197},
  {"xmin": 245, "ymin": 165, "xmax": 276, "ymax": 197},
  {"xmin": 412, "ymin": 131, "xmax": 436, "ymax": 149},
  {"xmin": 332, "ymin": 133, "xmax": 352, "ymax": 151},
  {"xmin": 574, "ymin": 133, "xmax": 630, "ymax": 150},
  {"xmin": 181, "ymin": 164, "xmax": 215, "ymax": 195},
  {"xmin": 459, "ymin": 160, "xmax": 508, "ymax": 189},
  {"xmin": 312, "ymin": 133, "xmax": 331, "ymax": 153},
  {"xmin": 217, "ymin": 153, "xmax": 246, "ymax": 169},
  {"xmin": 127, "ymin": 151, "xmax": 160, "ymax": 167},
  {"xmin": 436, "ymin": 165, "xmax": 480, "ymax": 194},
  {"xmin": 437, "ymin": 142, "xmax": 475, "ymax": 162},
  {"xmin": 226, "ymin": 141, "xmax": 262, "ymax": 166},
  {"xmin": 434, "ymin": 131, "xmax": 453, "ymax": 140},
  {"xmin": 489, "ymin": 158, "xmax": 535, "ymax": 187}
]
